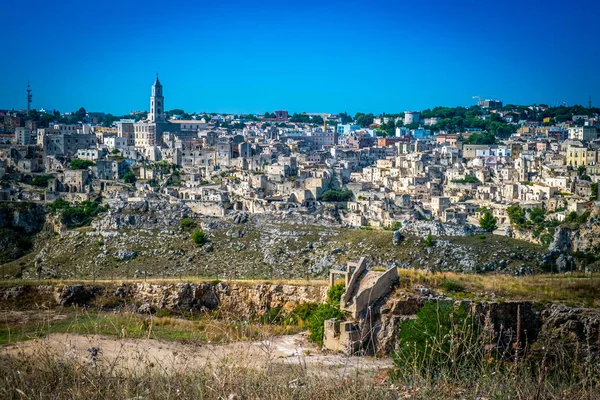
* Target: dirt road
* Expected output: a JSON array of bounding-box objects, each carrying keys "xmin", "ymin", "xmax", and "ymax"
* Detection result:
[{"xmin": 2, "ymin": 332, "xmax": 392, "ymax": 378}]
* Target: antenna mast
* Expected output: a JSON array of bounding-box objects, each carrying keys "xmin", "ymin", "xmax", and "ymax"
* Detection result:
[{"xmin": 27, "ymin": 82, "xmax": 32, "ymax": 116}]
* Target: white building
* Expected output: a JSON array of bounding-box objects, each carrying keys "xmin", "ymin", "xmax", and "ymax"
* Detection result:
[
  {"xmin": 568, "ymin": 126, "xmax": 597, "ymax": 142},
  {"xmin": 404, "ymin": 111, "xmax": 421, "ymax": 125}
]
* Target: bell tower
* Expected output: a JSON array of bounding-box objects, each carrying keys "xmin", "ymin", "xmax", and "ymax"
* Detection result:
[{"xmin": 148, "ymin": 74, "xmax": 165, "ymax": 122}]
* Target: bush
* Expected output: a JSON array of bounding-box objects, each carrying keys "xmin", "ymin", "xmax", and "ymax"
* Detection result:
[
  {"xmin": 31, "ymin": 175, "xmax": 53, "ymax": 187},
  {"xmin": 191, "ymin": 230, "xmax": 207, "ymax": 247},
  {"xmin": 441, "ymin": 279, "xmax": 465, "ymax": 293},
  {"xmin": 302, "ymin": 283, "xmax": 346, "ymax": 346},
  {"xmin": 507, "ymin": 205, "xmax": 526, "ymax": 226},
  {"xmin": 451, "ymin": 175, "xmax": 480, "ymax": 184},
  {"xmin": 259, "ymin": 307, "xmax": 285, "ymax": 325},
  {"xmin": 320, "ymin": 189, "xmax": 353, "ymax": 202},
  {"xmin": 48, "ymin": 197, "xmax": 108, "ymax": 228},
  {"xmin": 528, "ymin": 207, "xmax": 545, "ymax": 224},
  {"xmin": 70, "ymin": 159, "xmax": 95, "ymax": 170},
  {"xmin": 180, "ymin": 217, "xmax": 196, "ymax": 231},
  {"xmin": 123, "ymin": 171, "xmax": 136, "ymax": 184},
  {"xmin": 423, "ymin": 234, "xmax": 434, "ymax": 247},
  {"xmin": 327, "ymin": 283, "xmax": 345, "ymax": 304},
  {"xmin": 307, "ymin": 303, "xmax": 344, "ymax": 346},
  {"xmin": 540, "ymin": 233, "xmax": 553, "ymax": 248},
  {"xmin": 591, "ymin": 183, "xmax": 598, "ymax": 201},
  {"xmin": 290, "ymin": 302, "xmax": 319, "ymax": 325}
]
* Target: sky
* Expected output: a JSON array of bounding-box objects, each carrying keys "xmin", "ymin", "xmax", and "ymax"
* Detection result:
[{"xmin": 1, "ymin": 0, "xmax": 599, "ymax": 115}]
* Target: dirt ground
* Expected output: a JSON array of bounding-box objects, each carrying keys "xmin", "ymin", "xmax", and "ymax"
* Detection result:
[{"xmin": 1, "ymin": 331, "xmax": 393, "ymax": 378}]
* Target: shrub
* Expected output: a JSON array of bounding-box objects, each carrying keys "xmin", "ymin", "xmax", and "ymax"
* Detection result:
[
  {"xmin": 506, "ymin": 205, "xmax": 526, "ymax": 226},
  {"xmin": 180, "ymin": 217, "xmax": 196, "ymax": 231},
  {"xmin": 304, "ymin": 283, "xmax": 346, "ymax": 346},
  {"xmin": 123, "ymin": 171, "xmax": 136, "ymax": 184},
  {"xmin": 320, "ymin": 189, "xmax": 353, "ymax": 202},
  {"xmin": 290, "ymin": 302, "xmax": 319, "ymax": 324},
  {"xmin": 307, "ymin": 303, "xmax": 344, "ymax": 346},
  {"xmin": 441, "ymin": 279, "xmax": 465, "ymax": 293},
  {"xmin": 70, "ymin": 159, "xmax": 95, "ymax": 170},
  {"xmin": 528, "ymin": 207, "xmax": 545, "ymax": 224},
  {"xmin": 191, "ymin": 230, "xmax": 207, "ymax": 247},
  {"xmin": 48, "ymin": 197, "xmax": 108, "ymax": 228},
  {"xmin": 259, "ymin": 307, "xmax": 285, "ymax": 325},
  {"xmin": 423, "ymin": 234, "xmax": 434, "ymax": 247},
  {"xmin": 591, "ymin": 183, "xmax": 598, "ymax": 201},
  {"xmin": 31, "ymin": 175, "xmax": 53, "ymax": 187},
  {"xmin": 392, "ymin": 301, "xmax": 481, "ymax": 380},
  {"xmin": 540, "ymin": 233, "xmax": 553, "ymax": 248},
  {"xmin": 451, "ymin": 175, "xmax": 480, "ymax": 184},
  {"xmin": 564, "ymin": 211, "xmax": 578, "ymax": 223},
  {"xmin": 327, "ymin": 283, "xmax": 345, "ymax": 304}
]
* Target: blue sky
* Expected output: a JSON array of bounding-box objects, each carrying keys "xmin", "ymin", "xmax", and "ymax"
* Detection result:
[{"xmin": 1, "ymin": 0, "xmax": 598, "ymax": 115}]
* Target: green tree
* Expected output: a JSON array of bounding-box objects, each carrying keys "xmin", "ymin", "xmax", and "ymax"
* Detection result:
[
  {"xmin": 320, "ymin": 189, "xmax": 353, "ymax": 202},
  {"xmin": 311, "ymin": 115, "xmax": 324, "ymax": 126},
  {"xmin": 70, "ymin": 159, "xmax": 95, "ymax": 170},
  {"xmin": 123, "ymin": 171, "xmax": 136, "ymax": 184},
  {"xmin": 339, "ymin": 111, "xmax": 353, "ymax": 124},
  {"xmin": 506, "ymin": 205, "xmax": 526, "ymax": 226},
  {"xmin": 528, "ymin": 207, "xmax": 545, "ymax": 224},
  {"xmin": 74, "ymin": 107, "xmax": 87, "ymax": 121},
  {"xmin": 31, "ymin": 175, "xmax": 54, "ymax": 187},
  {"xmin": 479, "ymin": 211, "xmax": 497, "ymax": 232},
  {"xmin": 354, "ymin": 112, "xmax": 374, "ymax": 127}
]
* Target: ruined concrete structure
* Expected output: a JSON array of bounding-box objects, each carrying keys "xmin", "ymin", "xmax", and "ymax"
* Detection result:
[{"xmin": 324, "ymin": 257, "xmax": 399, "ymax": 354}]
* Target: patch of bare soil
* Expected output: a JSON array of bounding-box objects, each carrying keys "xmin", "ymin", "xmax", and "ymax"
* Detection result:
[{"xmin": 1, "ymin": 332, "xmax": 392, "ymax": 378}]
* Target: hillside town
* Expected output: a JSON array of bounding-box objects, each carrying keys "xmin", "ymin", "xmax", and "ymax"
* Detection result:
[{"xmin": 1, "ymin": 77, "xmax": 599, "ymax": 243}]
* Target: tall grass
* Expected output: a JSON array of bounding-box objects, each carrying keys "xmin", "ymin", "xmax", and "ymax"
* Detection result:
[
  {"xmin": 391, "ymin": 300, "xmax": 600, "ymax": 399},
  {"xmin": 0, "ymin": 349, "xmax": 392, "ymax": 400}
]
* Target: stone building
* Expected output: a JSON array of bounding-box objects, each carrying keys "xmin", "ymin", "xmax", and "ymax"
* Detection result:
[{"xmin": 134, "ymin": 76, "xmax": 180, "ymax": 149}]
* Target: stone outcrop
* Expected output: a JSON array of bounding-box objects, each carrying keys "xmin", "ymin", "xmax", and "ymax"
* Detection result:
[
  {"xmin": 536, "ymin": 304, "xmax": 600, "ymax": 357},
  {"xmin": 54, "ymin": 284, "xmax": 102, "ymax": 306},
  {"xmin": 398, "ymin": 220, "xmax": 486, "ymax": 237},
  {"xmin": 92, "ymin": 199, "xmax": 193, "ymax": 231},
  {"xmin": 0, "ymin": 202, "xmax": 45, "ymax": 234},
  {"xmin": 49, "ymin": 281, "xmax": 328, "ymax": 316}
]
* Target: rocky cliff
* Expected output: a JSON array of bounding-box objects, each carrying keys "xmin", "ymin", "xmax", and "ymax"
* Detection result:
[
  {"xmin": 0, "ymin": 202, "xmax": 45, "ymax": 234},
  {"xmin": 2, "ymin": 281, "xmax": 328, "ymax": 317}
]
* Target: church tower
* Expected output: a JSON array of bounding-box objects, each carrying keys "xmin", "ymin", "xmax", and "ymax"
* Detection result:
[{"xmin": 148, "ymin": 74, "xmax": 165, "ymax": 122}]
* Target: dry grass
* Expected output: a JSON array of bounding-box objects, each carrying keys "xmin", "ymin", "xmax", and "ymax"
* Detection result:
[
  {"xmin": 398, "ymin": 269, "xmax": 600, "ymax": 306},
  {"xmin": 0, "ymin": 351, "xmax": 394, "ymax": 400},
  {"xmin": 0, "ymin": 277, "xmax": 328, "ymax": 288},
  {"xmin": 0, "ymin": 307, "xmax": 303, "ymax": 345}
]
